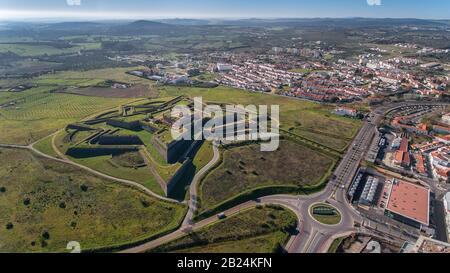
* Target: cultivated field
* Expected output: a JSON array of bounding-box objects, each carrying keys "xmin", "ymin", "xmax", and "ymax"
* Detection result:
[
  {"xmin": 37, "ymin": 67, "xmax": 151, "ymax": 84},
  {"xmin": 58, "ymin": 85, "xmax": 159, "ymax": 99},
  {"xmin": 0, "ymin": 86, "xmax": 132, "ymax": 144},
  {"xmin": 198, "ymin": 140, "xmax": 335, "ymax": 213},
  {"xmin": 0, "ymin": 148, "xmax": 186, "ymax": 252},
  {"xmin": 151, "ymin": 205, "xmax": 297, "ymax": 253},
  {"xmin": 0, "ymin": 43, "xmax": 101, "ymax": 57}
]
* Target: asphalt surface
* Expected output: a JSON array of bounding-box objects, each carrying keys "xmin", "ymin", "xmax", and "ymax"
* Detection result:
[
  {"xmin": 182, "ymin": 141, "xmax": 220, "ymax": 227},
  {"xmin": 3, "ymin": 101, "xmax": 449, "ymax": 253}
]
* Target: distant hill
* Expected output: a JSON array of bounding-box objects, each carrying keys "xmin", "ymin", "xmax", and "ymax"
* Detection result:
[
  {"xmin": 0, "ymin": 18, "xmax": 447, "ymax": 40},
  {"xmin": 210, "ymin": 18, "xmax": 449, "ymax": 28},
  {"xmin": 157, "ymin": 19, "xmax": 215, "ymax": 26},
  {"xmin": 42, "ymin": 21, "xmax": 107, "ymax": 30},
  {"xmin": 112, "ymin": 20, "xmax": 185, "ymax": 35}
]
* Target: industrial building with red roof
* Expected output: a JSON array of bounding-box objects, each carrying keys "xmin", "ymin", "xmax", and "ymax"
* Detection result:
[{"xmin": 385, "ymin": 180, "xmax": 430, "ymax": 228}]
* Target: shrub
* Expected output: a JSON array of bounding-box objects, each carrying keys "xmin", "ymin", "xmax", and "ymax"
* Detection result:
[
  {"xmin": 6, "ymin": 223, "xmax": 13, "ymax": 230},
  {"xmin": 0, "ymin": 186, "xmax": 6, "ymax": 193},
  {"xmin": 42, "ymin": 231, "xmax": 50, "ymax": 240},
  {"xmin": 141, "ymin": 199, "xmax": 150, "ymax": 208},
  {"xmin": 23, "ymin": 198, "xmax": 31, "ymax": 206},
  {"xmin": 80, "ymin": 185, "xmax": 89, "ymax": 192}
]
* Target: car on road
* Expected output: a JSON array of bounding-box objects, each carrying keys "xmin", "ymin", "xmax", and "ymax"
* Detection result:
[{"xmin": 217, "ymin": 213, "xmax": 226, "ymax": 220}]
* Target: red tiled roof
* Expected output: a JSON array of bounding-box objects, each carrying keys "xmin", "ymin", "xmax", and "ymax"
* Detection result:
[
  {"xmin": 386, "ymin": 180, "xmax": 430, "ymax": 226},
  {"xmin": 414, "ymin": 153, "xmax": 426, "ymax": 174},
  {"xmin": 399, "ymin": 137, "xmax": 409, "ymax": 153}
]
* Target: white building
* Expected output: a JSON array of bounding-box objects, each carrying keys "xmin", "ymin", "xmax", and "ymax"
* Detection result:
[
  {"xmin": 334, "ymin": 107, "xmax": 358, "ymax": 118},
  {"xmin": 442, "ymin": 113, "xmax": 450, "ymax": 126},
  {"xmin": 216, "ymin": 63, "xmax": 233, "ymax": 72},
  {"xmin": 444, "ymin": 192, "xmax": 450, "ymax": 241}
]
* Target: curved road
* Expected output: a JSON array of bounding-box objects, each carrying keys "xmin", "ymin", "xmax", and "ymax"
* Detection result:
[
  {"xmin": 0, "ymin": 134, "xmax": 179, "ymax": 204},
  {"xmin": 122, "ymin": 102, "xmax": 447, "ymax": 253},
  {"xmin": 3, "ymin": 101, "xmax": 446, "ymax": 253},
  {"xmin": 182, "ymin": 141, "xmax": 220, "ymax": 227}
]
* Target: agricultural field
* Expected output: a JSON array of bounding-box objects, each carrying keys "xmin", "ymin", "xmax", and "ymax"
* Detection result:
[
  {"xmin": 0, "ymin": 59, "xmax": 61, "ymax": 76},
  {"xmin": 37, "ymin": 67, "xmax": 151, "ymax": 84},
  {"xmin": 0, "ymin": 92, "xmax": 129, "ymax": 120},
  {"xmin": 198, "ymin": 140, "xmax": 335, "ymax": 213},
  {"xmin": 158, "ymin": 85, "xmax": 361, "ymax": 151},
  {"xmin": 0, "ymin": 148, "xmax": 186, "ymax": 252},
  {"xmin": 151, "ymin": 205, "xmax": 297, "ymax": 253},
  {"xmin": 57, "ymin": 85, "xmax": 159, "ymax": 99},
  {"xmin": 0, "ymin": 86, "xmax": 132, "ymax": 144},
  {"xmin": 0, "ymin": 42, "xmax": 101, "ymax": 57}
]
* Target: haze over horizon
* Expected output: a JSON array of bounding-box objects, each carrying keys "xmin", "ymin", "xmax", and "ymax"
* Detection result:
[{"xmin": 0, "ymin": 0, "xmax": 449, "ymax": 21}]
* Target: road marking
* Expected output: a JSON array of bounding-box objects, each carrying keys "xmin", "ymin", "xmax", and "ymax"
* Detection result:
[{"xmin": 302, "ymin": 229, "xmax": 318, "ymax": 253}]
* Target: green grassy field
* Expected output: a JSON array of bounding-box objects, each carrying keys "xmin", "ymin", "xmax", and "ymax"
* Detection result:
[
  {"xmin": 158, "ymin": 85, "xmax": 361, "ymax": 151},
  {"xmin": 37, "ymin": 67, "xmax": 151, "ymax": 84},
  {"xmin": 83, "ymin": 123, "xmax": 181, "ymax": 182},
  {"xmin": 0, "ymin": 43, "xmax": 101, "ymax": 57},
  {"xmin": 52, "ymin": 130, "xmax": 165, "ymax": 196},
  {"xmin": 151, "ymin": 205, "xmax": 297, "ymax": 253},
  {"xmin": 13, "ymin": 68, "xmax": 361, "ymax": 151},
  {"xmin": 192, "ymin": 141, "xmax": 214, "ymax": 172},
  {"xmin": 0, "ymin": 92, "xmax": 128, "ymax": 120},
  {"xmin": 71, "ymin": 155, "xmax": 165, "ymax": 196},
  {"xmin": 0, "ymin": 148, "xmax": 186, "ymax": 252},
  {"xmin": 327, "ymin": 237, "xmax": 345, "ymax": 253},
  {"xmin": 310, "ymin": 203, "xmax": 342, "ymax": 225},
  {"xmin": 0, "ymin": 86, "xmax": 132, "ymax": 145},
  {"xmin": 33, "ymin": 134, "xmax": 60, "ymax": 158},
  {"xmin": 198, "ymin": 140, "xmax": 335, "ymax": 213},
  {"xmin": 167, "ymin": 141, "xmax": 215, "ymax": 201}
]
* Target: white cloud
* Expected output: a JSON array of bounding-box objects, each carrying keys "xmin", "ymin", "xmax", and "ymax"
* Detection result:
[
  {"xmin": 367, "ymin": 0, "xmax": 381, "ymax": 6},
  {"xmin": 67, "ymin": 0, "xmax": 81, "ymax": 6}
]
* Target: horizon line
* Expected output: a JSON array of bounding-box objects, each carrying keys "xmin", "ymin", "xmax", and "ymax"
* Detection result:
[{"xmin": 0, "ymin": 16, "xmax": 449, "ymax": 23}]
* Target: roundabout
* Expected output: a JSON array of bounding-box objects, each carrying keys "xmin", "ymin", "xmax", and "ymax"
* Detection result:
[{"xmin": 308, "ymin": 203, "xmax": 342, "ymax": 226}]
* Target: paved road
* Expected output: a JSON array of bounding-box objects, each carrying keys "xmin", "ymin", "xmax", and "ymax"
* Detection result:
[
  {"xmin": 182, "ymin": 141, "xmax": 220, "ymax": 227},
  {"xmin": 121, "ymin": 197, "xmax": 305, "ymax": 253},
  {"xmin": 5, "ymin": 100, "xmax": 448, "ymax": 253},
  {"xmin": 0, "ymin": 136, "xmax": 179, "ymax": 204},
  {"xmin": 120, "ymin": 108, "xmax": 381, "ymax": 253}
]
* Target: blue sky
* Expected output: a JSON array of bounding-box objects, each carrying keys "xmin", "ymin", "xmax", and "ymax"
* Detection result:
[{"xmin": 0, "ymin": 0, "xmax": 449, "ymax": 20}]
